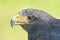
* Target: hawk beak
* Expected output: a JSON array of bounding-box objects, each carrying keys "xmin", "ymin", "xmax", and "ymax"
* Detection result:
[{"xmin": 10, "ymin": 14, "xmax": 29, "ymax": 28}]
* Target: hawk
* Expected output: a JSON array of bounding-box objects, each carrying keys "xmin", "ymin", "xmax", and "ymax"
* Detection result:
[{"xmin": 10, "ymin": 8, "xmax": 60, "ymax": 40}]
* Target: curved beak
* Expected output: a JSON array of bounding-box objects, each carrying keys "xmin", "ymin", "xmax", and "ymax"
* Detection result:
[
  {"xmin": 10, "ymin": 14, "xmax": 29, "ymax": 28},
  {"xmin": 10, "ymin": 17, "xmax": 20, "ymax": 28}
]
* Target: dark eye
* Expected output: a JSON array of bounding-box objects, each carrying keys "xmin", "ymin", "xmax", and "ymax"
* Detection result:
[
  {"xmin": 27, "ymin": 15, "xmax": 36, "ymax": 20},
  {"xmin": 27, "ymin": 16, "xmax": 33, "ymax": 20}
]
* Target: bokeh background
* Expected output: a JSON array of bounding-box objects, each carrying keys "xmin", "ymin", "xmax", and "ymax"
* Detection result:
[{"xmin": 0, "ymin": 0, "xmax": 60, "ymax": 40}]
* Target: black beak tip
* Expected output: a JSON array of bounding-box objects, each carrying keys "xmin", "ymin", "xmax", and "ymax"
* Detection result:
[
  {"xmin": 10, "ymin": 19, "xmax": 14, "ymax": 28},
  {"xmin": 11, "ymin": 25, "xmax": 13, "ymax": 28}
]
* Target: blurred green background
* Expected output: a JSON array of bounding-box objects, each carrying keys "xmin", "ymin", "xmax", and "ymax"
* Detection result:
[{"xmin": 0, "ymin": 0, "xmax": 60, "ymax": 40}]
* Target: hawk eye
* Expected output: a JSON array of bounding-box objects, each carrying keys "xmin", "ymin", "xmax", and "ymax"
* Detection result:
[{"xmin": 27, "ymin": 15, "xmax": 36, "ymax": 20}]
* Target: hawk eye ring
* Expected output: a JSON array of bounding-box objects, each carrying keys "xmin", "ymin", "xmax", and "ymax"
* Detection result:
[
  {"xmin": 27, "ymin": 16, "xmax": 33, "ymax": 20},
  {"xmin": 27, "ymin": 15, "xmax": 36, "ymax": 21}
]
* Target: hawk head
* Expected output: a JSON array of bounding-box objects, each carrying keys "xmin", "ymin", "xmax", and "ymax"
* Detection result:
[{"xmin": 10, "ymin": 9, "xmax": 55, "ymax": 32}]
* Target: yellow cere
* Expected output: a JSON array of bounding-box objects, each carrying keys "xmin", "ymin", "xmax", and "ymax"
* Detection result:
[
  {"xmin": 0, "ymin": 0, "xmax": 60, "ymax": 40},
  {"xmin": 16, "ymin": 16, "xmax": 19, "ymax": 18}
]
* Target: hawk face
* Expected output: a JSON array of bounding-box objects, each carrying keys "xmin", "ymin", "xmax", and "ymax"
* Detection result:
[
  {"xmin": 10, "ymin": 9, "xmax": 40, "ymax": 31},
  {"xmin": 10, "ymin": 9, "xmax": 53, "ymax": 32}
]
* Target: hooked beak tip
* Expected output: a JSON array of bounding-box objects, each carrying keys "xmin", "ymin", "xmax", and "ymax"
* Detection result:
[
  {"xmin": 10, "ymin": 19, "xmax": 14, "ymax": 28},
  {"xmin": 11, "ymin": 25, "xmax": 13, "ymax": 28}
]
